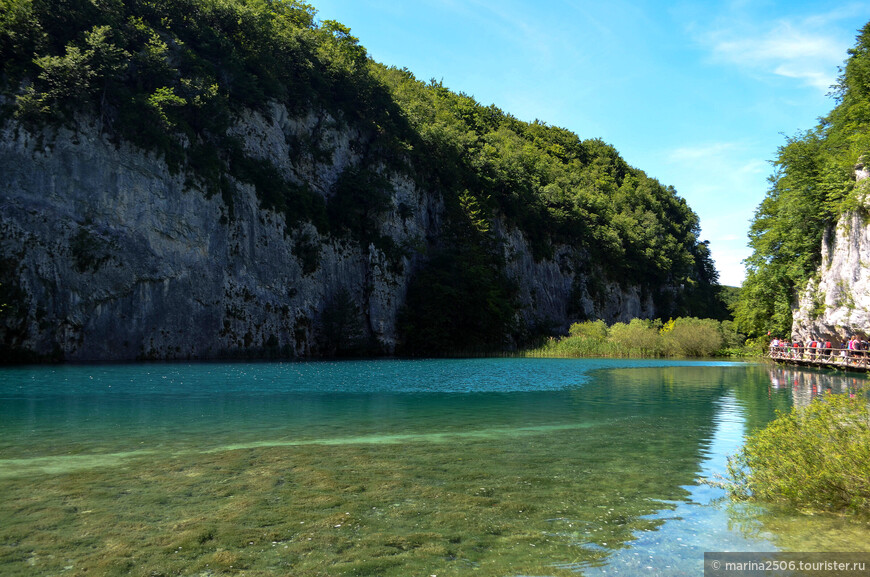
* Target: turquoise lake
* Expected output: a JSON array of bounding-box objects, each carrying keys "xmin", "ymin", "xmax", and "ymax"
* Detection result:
[{"xmin": 1, "ymin": 358, "xmax": 869, "ymax": 576}]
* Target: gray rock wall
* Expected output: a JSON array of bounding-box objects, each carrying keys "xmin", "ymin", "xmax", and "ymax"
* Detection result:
[
  {"xmin": 0, "ymin": 106, "xmax": 662, "ymax": 361},
  {"xmin": 498, "ymin": 224, "xmax": 655, "ymax": 334}
]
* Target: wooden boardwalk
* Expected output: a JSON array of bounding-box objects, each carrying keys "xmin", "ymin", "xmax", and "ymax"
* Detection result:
[{"xmin": 769, "ymin": 347, "xmax": 870, "ymax": 372}]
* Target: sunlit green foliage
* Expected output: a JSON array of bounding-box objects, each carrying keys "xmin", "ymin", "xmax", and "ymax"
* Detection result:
[
  {"xmin": 660, "ymin": 316, "xmax": 724, "ymax": 357},
  {"xmin": 726, "ymin": 391, "xmax": 870, "ymax": 515},
  {"xmin": 526, "ymin": 317, "xmax": 744, "ymax": 358},
  {"xmin": 737, "ymin": 22, "xmax": 870, "ymax": 339},
  {"xmin": 568, "ymin": 319, "xmax": 608, "ymax": 341},
  {"xmin": 608, "ymin": 318, "xmax": 664, "ymax": 357}
]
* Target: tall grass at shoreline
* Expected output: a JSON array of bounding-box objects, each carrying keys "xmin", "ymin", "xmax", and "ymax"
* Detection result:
[{"xmin": 523, "ymin": 317, "xmax": 750, "ymax": 359}]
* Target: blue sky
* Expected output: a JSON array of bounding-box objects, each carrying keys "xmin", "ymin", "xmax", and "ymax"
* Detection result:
[{"xmin": 310, "ymin": 0, "xmax": 870, "ymax": 287}]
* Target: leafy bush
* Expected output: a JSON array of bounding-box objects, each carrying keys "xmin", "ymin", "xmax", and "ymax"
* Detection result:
[
  {"xmin": 661, "ymin": 317, "xmax": 723, "ymax": 357},
  {"xmin": 608, "ymin": 319, "xmax": 663, "ymax": 357},
  {"xmin": 530, "ymin": 334, "xmax": 620, "ymax": 358},
  {"xmin": 718, "ymin": 319, "xmax": 745, "ymax": 348},
  {"xmin": 726, "ymin": 392, "xmax": 870, "ymax": 515},
  {"xmin": 569, "ymin": 320, "xmax": 608, "ymax": 340},
  {"xmin": 524, "ymin": 316, "xmax": 748, "ymax": 358}
]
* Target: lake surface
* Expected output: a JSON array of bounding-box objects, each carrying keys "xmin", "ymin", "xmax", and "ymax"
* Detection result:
[{"xmin": 1, "ymin": 358, "xmax": 868, "ymax": 576}]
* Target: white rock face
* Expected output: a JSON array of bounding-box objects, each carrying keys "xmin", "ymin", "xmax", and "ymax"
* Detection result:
[
  {"xmin": 0, "ymin": 106, "xmax": 665, "ymax": 361},
  {"xmin": 793, "ymin": 188, "xmax": 870, "ymax": 344}
]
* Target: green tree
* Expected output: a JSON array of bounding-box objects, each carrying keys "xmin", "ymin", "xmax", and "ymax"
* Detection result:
[
  {"xmin": 399, "ymin": 248, "xmax": 517, "ymax": 355},
  {"xmin": 320, "ymin": 287, "xmax": 365, "ymax": 356},
  {"xmin": 737, "ymin": 22, "xmax": 870, "ymax": 338},
  {"xmin": 17, "ymin": 44, "xmax": 94, "ymax": 119}
]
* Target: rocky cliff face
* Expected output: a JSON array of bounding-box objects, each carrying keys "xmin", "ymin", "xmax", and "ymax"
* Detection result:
[
  {"xmin": 0, "ymin": 105, "xmax": 659, "ymax": 361},
  {"xmin": 792, "ymin": 173, "xmax": 870, "ymax": 344}
]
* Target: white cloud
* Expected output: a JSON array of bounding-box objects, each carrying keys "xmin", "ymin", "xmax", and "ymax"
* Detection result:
[
  {"xmin": 698, "ymin": 7, "xmax": 865, "ymax": 92},
  {"xmin": 430, "ymin": 0, "xmax": 556, "ymax": 58},
  {"xmin": 664, "ymin": 143, "xmax": 766, "ymax": 183},
  {"xmin": 715, "ymin": 23, "xmax": 842, "ymax": 60}
]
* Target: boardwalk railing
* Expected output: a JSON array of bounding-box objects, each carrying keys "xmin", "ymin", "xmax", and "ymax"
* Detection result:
[{"xmin": 768, "ymin": 346, "xmax": 870, "ymax": 371}]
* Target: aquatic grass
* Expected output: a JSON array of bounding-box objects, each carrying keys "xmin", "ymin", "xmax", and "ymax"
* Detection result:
[{"xmin": 0, "ymin": 421, "xmax": 709, "ymax": 577}]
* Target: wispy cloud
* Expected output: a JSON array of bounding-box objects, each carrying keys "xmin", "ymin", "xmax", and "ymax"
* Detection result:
[
  {"xmin": 422, "ymin": 0, "xmax": 561, "ymax": 66},
  {"xmin": 696, "ymin": 5, "xmax": 868, "ymax": 92},
  {"xmin": 666, "ymin": 142, "xmax": 768, "ymax": 179},
  {"xmin": 710, "ymin": 21, "xmax": 845, "ymax": 90}
]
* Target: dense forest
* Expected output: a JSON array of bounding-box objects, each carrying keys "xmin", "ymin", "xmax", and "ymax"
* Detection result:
[
  {"xmin": 737, "ymin": 22, "xmax": 870, "ymax": 340},
  {"xmin": 0, "ymin": 0, "xmax": 726, "ymax": 353}
]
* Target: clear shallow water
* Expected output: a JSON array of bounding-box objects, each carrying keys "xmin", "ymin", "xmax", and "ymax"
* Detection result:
[
  {"xmin": 0, "ymin": 358, "xmax": 868, "ymax": 576},
  {"xmin": 0, "ymin": 358, "xmax": 738, "ymax": 461}
]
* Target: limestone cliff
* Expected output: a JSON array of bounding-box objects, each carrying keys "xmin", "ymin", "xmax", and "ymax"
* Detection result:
[
  {"xmin": 0, "ymin": 106, "xmax": 661, "ymax": 361},
  {"xmin": 792, "ymin": 170, "xmax": 870, "ymax": 344}
]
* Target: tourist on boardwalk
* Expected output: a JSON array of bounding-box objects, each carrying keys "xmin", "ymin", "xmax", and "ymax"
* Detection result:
[
  {"xmin": 846, "ymin": 336, "xmax": 859, "ymax": 364},
  {"xmin": 857, "ymin": 338, "xmax": 868, "ymax": 362},
  {"xmin": 770, "ymin": 337, "xmax": 781, "ymax": 358}
]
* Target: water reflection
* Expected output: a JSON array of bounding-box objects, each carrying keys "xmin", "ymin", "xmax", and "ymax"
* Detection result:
[
  {"xmin": 768, "ymin": 365, "xmax": 867, "ymax": 408},
  {"xmin": 568, "ymin": 364, "xmax": 870, "ymax": 575},
  {"xmin": 576, "ymin": 392, "xmax": 773, "ymax": 575}
]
